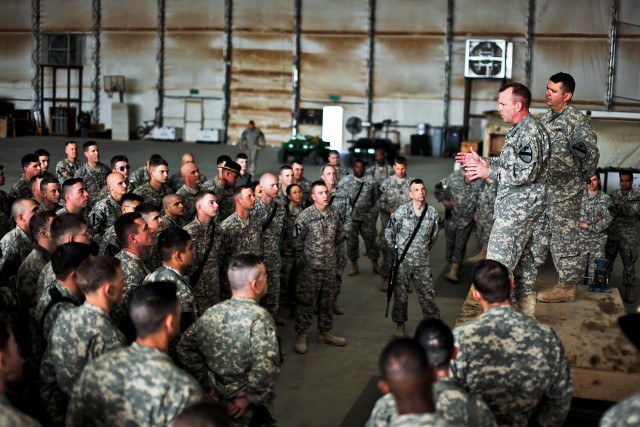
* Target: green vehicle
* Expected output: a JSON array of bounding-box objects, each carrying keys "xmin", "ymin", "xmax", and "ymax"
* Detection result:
[{"xmin": 277, "ymin": 134, "xmax": 330, "ymax": 165}]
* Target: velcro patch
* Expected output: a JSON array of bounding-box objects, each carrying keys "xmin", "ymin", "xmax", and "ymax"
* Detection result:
[
  {"xmin": 518, "ymin": 145, "xmax": 533, "ymax": 163},
  {"xmin": 571, "ymin": 141, "xmax": 587, "ymax": 159}
]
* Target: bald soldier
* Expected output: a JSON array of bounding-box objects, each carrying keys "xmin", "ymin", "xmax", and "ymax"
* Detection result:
[
  {"xmin": 0, "ymin": 198, "xmax": 38, "ymax": 272},
  {"xmin": 176, "ymin": 162, "xmax": 204, "ymax": 221},
  {"xmin": 169, "ymin": 153, "xmax": 207, "ymax": 192},
  {"xmin": 89, "ymin": 172, "xmax": 128, "ymax": 242},
  {"xmin": 161, "ymin": 194, "xmax": 187, "ymax": 229}
]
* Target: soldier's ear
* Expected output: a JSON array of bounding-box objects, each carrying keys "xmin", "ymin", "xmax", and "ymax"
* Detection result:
[
  {"xmin": 377, "ymin": 378, "xmax": 390, "ymax": 395},
  {"xmin": 471, "ymin": 287, "xmax": 482, "ymax": 302}
]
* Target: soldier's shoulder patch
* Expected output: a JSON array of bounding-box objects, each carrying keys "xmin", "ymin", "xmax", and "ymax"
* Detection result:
[
  {"xmin": 518, "ymin": 144, "xmax": 533, "ymax": 164},
  {"xmin": 570, "ymin": 140, "xmax": 587, "ymax": 159}
]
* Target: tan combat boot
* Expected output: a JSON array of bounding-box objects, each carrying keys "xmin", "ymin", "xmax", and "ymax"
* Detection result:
[
  {"xmin": 515, "ymin": 294, "xmax": 536, "ymax": 319},
  {"xmin": 624, "ymin": 287, "xmax": 636, "ymax": 304},
  {"xmin": 294, "ymin": 332, "xmax": 307, "ymax": 354},
  {"xmin": 537, "ymin": 283, "xmax": 576, "ymax": 303},
  {"xmin": 372, "ymin": 260, "xmax": 380, "ymax": 274},
  {"xmin": 380, "ymin": 277, "xmax": 389, "ymax": 292},
  {"xmin": 445, "ymin": 263, "xmax": 460, "ymax": 283},
  {"xmin": 332, "ymin": 297, "xmax": 344, "ymax": 315},
  {"xmin": 394, "ymin": 322, "xmax": 405, "ymax": 338},
  {"xmin": 318, "ymin": 331, "xmax": 347, "ymax": 346},
  {"xmin": 466, "ymin": 243, "xmax": 488, "ymax": 263},
  {"xmin": 347, "ymin": 261, "xmax": 359, "ymax": 276}
]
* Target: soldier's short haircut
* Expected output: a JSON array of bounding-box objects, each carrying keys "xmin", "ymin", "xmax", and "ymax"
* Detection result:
[
  {"xmin": 499, "ymin": 82, "xmax": 532, "ymax": 109},
  {"xmin": 549, "ymin": 72, "xmax": 576, "ymax": 94},
  {"xmin": 235, "ymin": 152, "xmax": 248, "ymax": 161},
  {"xmin": 115, "ymin": 212, "xmax": 144, "ymax": 247},
  {"xmin": 35, "ymin": 148, "xmax": 50, "ymax": 157},
  {"xmin": 162, "ymin": 194, "xmax": 181, "ymax": 209},
  {"xmin": 61, "ymin": 178, "xmax": 84, "ymax": 198},
  {"xmin": 352, "ymin": 158, "xmax": 365, "ymax": 166},
  {"xmin": 286, "ymin": 183, "xmax": 301, "ymax": 196},
  {"xmin": 158, "ymin": 228, "xmax": 191, "ymax": 262},
  {"xmin": 174, "ymin": 402, "xmax": 232, "ymax": 427},
  {"xmin": 619, "ymin": 171, "xmax": 634, "ymax": 181},
  {"xmin": 328, "ymin": 149, "xmax": 339, "ymax": 157},
  {"xmin": 149, "ymin": 158, "xmax": 169, "ymax": 169},
  {"xmin": 129, "ymin": 281, "xmax": 178, "ymax": 339},
  {"xmin": 472, "ymin": 259, "xmax": 511, "ymax": 303},
  {"xmin": 121, "ymin": 193, "xmax": 144, "ymax": 205},
  {"xmin": 10, "ymin": 198, "xmax": 35, "ymax": 219},
  {"xmin": 414, "ymin": 318, "xmax": 454, "ymax": 369},
  {"xmin": 409, "ymin": 178, "xmax": 424, "ymax": 188},
  {"xmin": 279, "ymin": 165, "xmax": 293, "ymax": 173},
  {"xmin": 320, "ymin": 164, "xmax": 336, "ymax": 174},
  {"xmin": 83, "ymin": 140, "xmax": 98, "ymax": 151},
  {"xmin": 310, "ymin": 179, "xmax": 327, "ymax": 193},
  {"xmin": 52, "ymin": 242, "xmax": 92, "ymax": 280},
  {"xmin": 29, "ymin": 210, "xmax": 55, "ymax": 238},
  {"xmin": 110, "ymin": 155, "xmax": 129, "ymax": 169},
  {"xmin": 50, "ymin": 213, "xmax": 87, "ymax": 245},
  {"xmin": 234, "ymin": 185, "xmax": 250, "ymax": 199},
  {"xmin": 393, "ymin": 156, "xmax": 407, "ymax": 166},
  {"xmin": 77, "ymin": 255, "xmax": 121, "ymax": 295},
  {"xmin": 248, "ymin": 181, "xmax": 260, "ymax": 193},
  {"xmin": 0, "ymin": 315, "xmax": 11, "ymax": 353},
  {"xmin": 40, "ymin": 176, "xmax": 60, "ymax": 193},
  {"xmin": 194, "ymin": 190, "xmax": 214, "ymax": 206},
  {"xmin": 134, "ymin": 203, "xmax": 161, "ymax": 216},
  {"xmin": 21, "ymin": 153, "xmax": 40, "ymax": 168},
  {"xmin": 217, "ymin": 155, "xmax": 232, "ymax": 166},
  {"xmin": 29, "ymin": 174, "xmax": 44, "ymax": 187},
  {"xmin": 291, "ymin": 159, "xmax": 304, "ymax": 167},
  {"xmin": 379, "ymin": 337, "xmax": 429, "ymax": 381},
  {"xmin": 65, "ymin": 140, "xmax": 77, "ymax": 147},
  {"xmin": 228, "ymin": 254, "xmax": 264, "ymax": 291}
]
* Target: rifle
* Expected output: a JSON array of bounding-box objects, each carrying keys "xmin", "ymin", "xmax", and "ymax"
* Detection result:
[{"xmin": 385, "ymin": 244, "xmax": 399, "ymax": 317}]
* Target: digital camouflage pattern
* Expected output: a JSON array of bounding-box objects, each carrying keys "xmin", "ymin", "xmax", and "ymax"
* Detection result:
[
  {"xmin": 74, "ymin": 162, "xmax": 110, "ymax": 209},
  {"xmin": 176, "ymin": 184, "xmax": 200, "ymax": 221},
  {"xmin": 160, "ymin": 213, "xmax": 187, "ymax": 230},
  {"xmin": 329, "ymin": 188, "xmax": 352, "ymax": 295},
  {"xmin": 55, "ymin": 158, "xmax": 83, "ymax": 183},
  {"xmin": 206, "ymin": 181, "xmax": 236, "ymax": 222},
  {"xmin": 88, "ymin": 195, "xmax": 121, "ymax": 240},
  {"xmin": 0, "ymin": 395, "xmax": 41, "ymax": 427},
  {"xmin": 184, "ymin": 218, "xmax": 222, "ymax": 312},
  {"xmin": 55, "ymin": 206, "xmax": 90, "ymax": 225},
  {"xmin": 451, "ymin": 305, "xmax": 572, "ymax": 427},
  {"xmin": 338, "ymin": 174, "xmax": 379, "ymax": 263},
  {"xmin": 98, "ymin": 225, "xmax": 121, "ymax": 256},
  {"xmin": 8, "ymin": 176, "xmax": 31, "ymax": 199},
  {"xmin": 378, "ymin": 175, "xmax": 414, "ymax": 278},
  {"xmin": 128, "ymin": 166, "xmax": 150, "ymax": 188},
  {"xmin": 143, "ymin": 265, "xmax": 198, "ymax": 330},
  {"xmin": 132, "ymin": 183, "xmax": 173, "ymax": 207},
  {"xmin": 388, "ymin": 413, "xmax": 453, "ymax": 427},
  {"xmin": 579, "ymin": 191, "xmax": 613, "ymax": 280},
  {"xmin": 17, "ymin": 245, "xmax": 51, "ymax": 314},
  {"xmin": 475, "ymin": 179, "xmax": 497, "ymax": 244},
  {"xmin": 606, "ymin": 188, "xmax": 640, "ymax": 288},
  {"xmin": 366, "ymin": 163, "xmax": 394, "ymax": 187},
  {"xmin": 0, "ymin": 226, "xmax": 32, "ymax": 271},
  {"xmin": 36, "ymin": 261, "xmax": 56, "ymax": 300},
  {"xmin": 112, "ymin": 250, "xmax": 150, "ymax": 329},
  {"xmin": 280, "ymin": 204, "xmax": 302, "ymax": 307},
  {"xmin": 238, "ymin": 126, "xmax": 265, "ymax": 175},
  {"xmin": 600, "ymin": 392, "xmax": 640, "ymax": 427}
]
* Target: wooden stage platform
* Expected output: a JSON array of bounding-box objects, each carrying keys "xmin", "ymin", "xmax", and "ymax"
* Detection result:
[{"xmin": 455, "ymin": 282, "xmax": 640, "ymax": 402}]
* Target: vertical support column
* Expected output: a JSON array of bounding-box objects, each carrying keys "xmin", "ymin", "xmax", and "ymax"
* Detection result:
[
  {"xmin": 31, "ymin": 0, "xmax": 41, "ymax": 112},
  {"xmin": 222, "ymin": 0, "xmax": 233, "ymax": 144},
  {"xmin": 442, "ymin": 0, "xmax": 453, "ymax": 140},
  {"xmin": 366, "ymin": 0, "xmax": 376, "ymax": 127},
  {"xmin": 605, "ymin": 0, "xmax": 619, "ymax": 112},
  {"xmin": 92, "ymin": 0, "xmax": 101, "ymax": 124},
  {"xmin": 524, "ymin": 0, "xmax": 535, "ymax": 89},
  {"xmin": 291, "ymin": 0, "xmax": 301, "ymax": 137},
  {"xmin": 156, "ymin": 0, "xmax": 166, "ymax": 127}
]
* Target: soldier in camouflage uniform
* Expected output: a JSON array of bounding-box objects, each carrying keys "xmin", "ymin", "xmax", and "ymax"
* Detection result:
[
  {"xmin": 88, "ymin": 172, "xmax": 127, "ymax": 243},
  {"xmin": 56, "ymin": 178, "xmax": 90, "ymax": 224},
  {"xmin": 385, "ymin": 179, "xmax": 440, "ymax": 337},
  {"xmin": 327, "ymin": 150, "xmax": 348, "ymax": 182},
  {"xmin": 136, "ymin": 203, "xmax": 164, "ymax": 272},
  {"xmin": 535, "ymin": 72, "xmax": 599, "ymax": 304},
  {"xmin": 40, "ymin": 256, "xmax": 126, "ymax": 424},
  {"xmin": 235, "ymin": 152, "xmax": 252, "ymax": 188},
  {"xmin": 0, "ymin": 198, "xmax": 37, "ymax": 273},
  {"xmin": 161, "ymin": 194, "xmax": 188, "ymax": 229},
  {"xmin": 0, "ymin": 165, "xmax": 11, "ymax": 239},
  {"xmin": 606, "ymin": 171, "xmax": 640, "ymax": 303},
  {"xmin": 67, "ymin": 281, "xmax": 205, "ymax": 427},
  {"xmin": 457, "ymin": 83, "xmax": 549, "ymax": 317},
  {"xmin": 133, "ymin": 158, "xmax": 173, "ymax": 207},
  {"xmin": 184, "ymin": 191, "xmax": 223, "ymax": 312},
  {"xmin": 238, "ymin": 120, "xmax": 266, "ymax": 176},
  {"xmin": 338, "ymin": 159, "xmax": 380, "ymax": 277},
  {"xmin": 168, "ymin": 153, "xmax": 207, "ymax": 192},
  {"xmin": 55, "ymin": 141, "xmax": 83, "ymax": 183},
  {"xmin": 378, "ymin": 156, "xmax": 414, "ymax": 290},
  {"xmin": 39, "ymin": 177, "xmax": 62, "ymax": 212},
  {"xmin": 276, "ymin": 165, "xmax": 294, "ymax": 204},
  {"xmin": 176, "ymin": 162, "xmax": 204, "ymax": 221},
  {"xmin": 434, "ymin": 168, "xmax": 480, "ymax": 283},
  {"xmin": 178, "ymin": 254, "xmax": 281, "ymax": 427},
  {"xmin": 9, "ymin": 154, "xmax": 42, "ymax": 200},
  {"xmin": 451, "ymin": 260, "xmax": 572, "ymax": 426},
  {"xmin": 292, "ymin": 180, "xmax": 347, "ymax": 354},
  {"xmin": 97, "ymin": 193, "xmax": 143, "ymax": 256},
  {"xmin": 292, "ymin": 160, "xmax": 312, "ymax": 208},
  {"xmin": 74, "ymin": 141, "xmax": 110, "ymax": 209},
  {"xmin": 279, "ymin": 183, "xmax": 303, "ymax": 318},
  {"xmin": 129, "ymin": 154, "xmax": 162, "ymax": 188},
  {"xmin": 467, "ymin": 178, "xmax": 497, "ymax": 263},
  {"xmin": 205, "ymin": 160, "xmax": 241, "ymax": 222},
  {"xmin": 366, "ymin": 148, "xmax": 395, "ymax": 187}
]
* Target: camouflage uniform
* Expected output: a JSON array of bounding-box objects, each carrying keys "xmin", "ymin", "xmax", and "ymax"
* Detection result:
[
  {"xmin": 329, "ymin": 187, "xmax": 352, "ymax": 295},
  {"xmin": 128, "ymin": 166, "xmax": 150, "ymax": 188},
  {"xmin": 475, "ymin": 179, "xmax": 497, "ymax": 245},
  {"xmin": 88, "ymin": 195, "xmax": 121, "ymax": 241},
  {"xmin": 366, "ymin": 163, "xmax": 394, "ymax": 187},
  {"xmin": 66, "ymin": 342, "xmax": 205, "ymax": 427},
  {"xmin": 17, "ymin": 244, "xmax": 51, "ymax": 316},
  {"xmin": 36, "ymin": 261, "xmax": 55, "ymax": 300},
  {"xmin": 451, "ymin": 305, "xmax": 572, "ymax": 426},
  {"xmin": 98, "ymin": 225, "xmax": 121, "ymax": 256},
  {"xmin": 0, "ymin": 189, "xmax": 10, "ymax": 239},
  {"xmin": 606, "ymin": 188, "xmax": 640, "ymax": 289},
  {"xmin": 176, "ymin": 184, "xmax": 200, "ymax": 221},
  {"xmin": 280, "ymin": 204, "xmax": 302, "ymax": 311},
  {"xmin": 112, "ymin": 250, "xmax": 150, "ymax": 332},
  {"xmin": 205, "ymin": 182, "xmax": 236, "ymax": 222},
  {"xmin": 238, "ymin": 126, "xmax": 265, "ymax": 175},
  {"xmin": 338, "ymin": 174, "xmax": 379, "ymax": 263},
  {"xmin": 434, "ymin": 169, "xmax": 480, "ymax": 265},
  {"xmin": 385, "ymin": 201, "xmax": 440, "ymax": 322},
  {"xmin": 483, "ymin": 113, "xmax": 550, "ymax": 300},
  {"xmin": 236, "ymin": 172, "xmax": 253, "ymax": 188},
  {"xmin": 0, "ymin": 226, "xmax": 33, "ymax": 272},
  {"xmin": 292, "ymin": 204, "xmax": 343, "ymax": 333},
  {"xmin": 55, "ymin": 206, "xmax": 90, "ymax": 226},
  {"xmin": 143, "ymin": 243, "xmax": 161, "ymax": 273},
  {"xmin": 55, "ymin": 158, "xmax": 83, "ymax": 183},
  {"xmin": 168, "ymin": 172, "xmax": 207, "ymax": 193},
  {"xmin": 378, "ymin": 176, "xmax": 414, "ymax": 278},
  {"xmin": 535, "ymin": 105, "xmax": 599, "ymax": 287},
  {"xmin": 296, "ymin": 177, "xmax": 312, "ymax": 208},
  {"xmin": 74, "ymin": 162, "xmax": 110, "ymax": 209},
  {"xmin": 600, "ymin": 392, "xmax": 640, "ymax": 427},
  {"xmin": 366, "ymin": 377, "xmax": 497, "ymax": 427},
  {"xmin": 160, "ymin": 213, "xmax": 187, "ymax": 230},
  {"xmin": 334, "ymin": 164, "xmax": 348, "ymax": 182},
  {"xmin": 144, "ymin": 265, "xmax": 198, "ymax": 331},
  {"xmin": 184, "ymin": 218, "xmax": 222, "ymax": 312},
  {"xmin": 388, "ymin": 413, "xmax": 452, "ymax": 427},
  {"xmin": 579, "ymin": 190, "xmax": 614, "ymax": 281},
  {"xmin": 178, "ymin": 296, "xmax": 282, "ymax": 426},
  {"xmin": 0, "ymin": 396, "xmax": 41, "ymax": 427},
  {"xmin": 8, "ymin": 175, "xmax": 31, "ymax": 199},
  {"xmin": 132, "ymin": 183, "xmax": 173, "ymax": 207}
]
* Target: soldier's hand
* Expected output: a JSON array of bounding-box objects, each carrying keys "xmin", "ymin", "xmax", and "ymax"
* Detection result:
[
  {"xmin": 206, "ymin": 388, "xmax": 219, "ymax": 401},
  {"xmin": 578, "ymin": 222, "xmax": 588, "ymax": 229},
  {"xmin": 228, "ymin": 394, "xmax": 250, "ymax": 419},
  {"xmin": 443, "ymin": 200, "xmax": 453, "ymax": 210}
]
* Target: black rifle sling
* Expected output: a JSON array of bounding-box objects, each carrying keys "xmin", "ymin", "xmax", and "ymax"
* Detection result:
[
  {"xmin": 189, "ymin": 221, "xmax": 216, "ymax": 288},
  {"xmin": 262, "ymin": 203, "xmax": 279, "ymax": 233},
  {"xmin": 397, "ymin": 205, "xmax": 428, "ymax": 265},
  {"xmin": 351, "ymin": 182, "xmax": 365, "ymax": 208}
]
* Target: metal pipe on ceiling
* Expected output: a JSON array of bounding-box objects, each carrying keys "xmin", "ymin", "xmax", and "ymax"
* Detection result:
[
  {"xmin": 156, "ymin": 0, "xmax": 165, "ymax": 127},
  {"xmin": 366, "ymin": 0, "xmax": 376, "ymax": 128},
  {"xmin": 442, "ymin": 0, "xmax": 453, "ymax": 136},
  {"xmin": 291, "ymin": 0, "xmax": 301, "ymax": 137},
  {"xmin": 31, "ymin": 0, "xmax": 40, "ymax": 112},
  {"xmin": 524, "ymin": 0, "xmax": 535, "ymax": 89},
  {"xmin": 222, "ymin": 0, "xmax": 233, "ymax": 144},
  {"xmin": 92, "ymin": 0, "xmax": 101, "ymax": 124},
  {"xmin": 605, "ymin": 0, "xmax": 619, "ymax": 112}
]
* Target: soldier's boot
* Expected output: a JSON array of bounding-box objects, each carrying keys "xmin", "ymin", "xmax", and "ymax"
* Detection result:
[
  {"xmin": 445, "ymin": 263, "xmax": 460, "ymax": 283},
  {"xmin": 515, "ymin": 294, "xmax": 536, "ymax": 319},
  {"xmin": 380, "ymin": 277, "xmax": 389, "ymax": 292},
  {"xmin": 394, "ymin": 322, "xmax": 405, "ymax": 338},
  {"xmin": 466, "ymin": 243, "xmax": 488, "ymax": 263},
  {"xmin": 332, "ymin": 297, "xmax": 344, "ymax": 315},
  {"xmin": 275, "ymin": 314, "xmax": 288, "ymax": 326},
  {"xmin": 318, "ymin": 331, "xmax": 347, "ymax": 346},
  {"xmin": 624, "ymin": 286, "xmax": 636, "ymax": 304},
  {"xmin": 348, "ymin": 261, "xmax": 359, "ymax": 276},
  {"xmin": 537, "ymin": 283, "xmax": 576, "ymax": 303},
  {"xmin": 372, "ymin": 260, "xmax": 380, "ymax": 274},
  {"xmin": 294, "ymin": 332, "xmax": 308, "ymax": 354}
]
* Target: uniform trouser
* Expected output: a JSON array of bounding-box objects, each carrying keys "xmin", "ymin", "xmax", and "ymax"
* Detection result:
[
  {"xmin": 486, "ymin": 192, "xmax": 544, "ymax": 300},
  {"xmin": 280, "ymin": 254, "xmax": 300, "ymax": 308},
  {"xmin": 476, "ymin": 217, "xmax": 494, "ymax": 244},
  {"xmin": 262, "ymin": 266, "xmax": 281, "ymax": 318},
  {"xmin": 295, "ymin": 266, "xmax": 335, "ymax": 333},
  {"xmin": 248, "ymin": 147, "xmax": 259, "ymax": 175},
  {"xmin": 336, "ymin": 241, "xmax": 347, "ymax": 296},
  {"xmin": 347, "ymin": 218, "xmax": 379, "ymax": 262},
  {"xmin": 580, "ymin": 234, "xmax": 607, "ymax": 283},
  {"xmin": 445, "ymin": 220, "xmax": 475, "ymax": 265},
  {"xmin": 605, "ymin": 239, "xmax": 638, "ymax": 288},
  {"xmin": 391, "ymin": 261, "xmax": 440, "ymax": 323},
  {"xmin": 378, "ymin": 211, "xmax": 392, "ymax": 277}
]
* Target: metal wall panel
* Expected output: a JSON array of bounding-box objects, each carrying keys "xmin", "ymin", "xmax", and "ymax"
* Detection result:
[
  {"xmin": 535, "ymin": 0, "xmax": 610, "ymax": 34},
  {"xmin": 102, "ymin": 0, "xmax": 157, "ymax": 30},
  {"xmin": 41, "ymin": 0, "xmax": 91, "ymax": 32},
  {"xmin": 376, "ymin": 0, "xmax": 446, "ymax": 33},
  {"xmin": 0, "ymin": 1, "xmax": 31, "ymax": 30},
  {"xmin": 454, "ymin": 0, "xmax": 524, "ymax": 34},
  {"xmin": 0, "ymin": 34, "xmax": 33, "ymax": 102}
]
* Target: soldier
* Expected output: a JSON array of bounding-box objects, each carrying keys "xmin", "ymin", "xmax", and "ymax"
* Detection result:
[
  {"xmin": 0, "ymin": 198, "xmax": 38, "ymax": 273},
  {"xmin": 39, "ymin": 177, "xmax": 62, "ymax": 212},
  {"xmin": 95, "ymin": 155, "xmax": 134, "ymax": 200},
  {"xmin": 136, "ymin": 202, "xmax": 164, "ymax": 272},
  {"xmin": 168, "ymin": 152, "xmax": 207, "ymax": 192},
  {"xmin": 238, "ymin": 120, "xmax": 266, "ymax": 175},
  {"xmin": 292, "ymin": 180, "xmax": 347, "ymax": 354},
  {"xmin": 234, "ymin": 152, "xmax": 252, "ymax": 187},
  {"xmin": 251, "ymin": 173, "xmax": 285, "ymax": 322},
  {"xmin": 66, "ymin": 281, "xmax": 205, "ymax": 426},
  {"xmin": 178, "ymin": 254, "xmax": 281, "ymax": 426},
  {"xmin": 9, "ymin": 154, "xmax": 41, "ymax": 200},
  {"xmin": 29, "ymin": 174, "xmax": 45, "ymax": 205},
  {"xmin": 457, "ymin": 82, "xmax": 549, "ymax": 317},
  {"xmin": 275, "ymin": 165, "xmax": 294, "ymax": 205},
  {"xmin": 35, "ymin": 148, "xmax": 55, "ymax": 179},
  {"xmin": 143, "ymin": 227, "xmax": 198, "ymax": 333},
  {"xmin": 378, "ymin": 156, "xmax": 414, "ymax": 290},
  {"xmin": 207, "ymin": 160, "xmax": 241, "ymax": 222},
  {"xmin": 88, "ymin": 172, "xmax": 128, "ymax": 243},
  {"xmin": 339, "ymin": 159, "xmax": 380, "ymax": 277},
  {"xmin": 578, "ymin": 174, "xmax": 614, "ymax": 285},
  {"xmin": 605, "ymin": 171, "xmax": 640, "ymax": 303},
  {"xmin": 176, "ymin": 162, "xmax": 203, "ymax": 221},
  {"xmin": 536, "ymin": 72, "xmax": 599, "ymax": 304},
  {"xmin": 291, "ymin": 160, "xmax": 312, "ymax": 208},
  {"xmin": 451, "ymin": 260, "xmax": 572, "ymax": 426},
  {"xmin": 366, "ymin": 147, "xmax": 394, "ymax": 187},
  {"xmin": 385, "ymin": 179, "xmax": 440, "ymax": 337},
  {"xmin": 55, "ymin": 140, "xmax": 83, "ymax": 183},
  {"xmin": 184, "ymin": 191, "xmax": 222, "ymax": 312},
  {"xmin": 434, "ymin": 168, "xmax": 480, "ymax": 283},
  {"xmin": 74, "ymin": 141, "xmax": 110, "ymax": 209},
  {"xmin": 161, "ymin": 194, "xmax": 187, "ymax": 229},
  {"xmin": 327, "ymin": 150, "xmax": 347, "ymax": 182},
  {"xmin": 129, "ymin": 153, "xmax": 162, "ymax": 188},
  {"xmin": 467, "ymin": 178, "xmax": 497, "ymax": 263},
  {"xmin": 40, "ymin": 256, "xmax": 126, "ymax": 423},
  {"xmin": 98, "ymin": 193, "xmax": 144, "ymax": 256},
  {"xmin": 279, "ymin": 183, "xmax": 303, "ymax": 319},
  {"xmin": 0, "ymin": 165, "xmax": 10, "ymax": 238},
  {"xmin": 133, "ymin": 157, "xmax": 173, "ymax": 206}
]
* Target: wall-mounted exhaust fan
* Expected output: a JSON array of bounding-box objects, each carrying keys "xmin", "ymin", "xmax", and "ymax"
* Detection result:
[{"xmin": 464, "ymin": 39, "xmax": 513, "ymax": 79}]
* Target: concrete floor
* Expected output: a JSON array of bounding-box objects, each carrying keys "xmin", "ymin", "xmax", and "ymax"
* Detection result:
[{"xmin": 0, "ymin": 136, "xmax": 634, "ymax": 426}]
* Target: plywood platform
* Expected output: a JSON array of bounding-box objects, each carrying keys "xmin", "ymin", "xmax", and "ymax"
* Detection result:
[{"xmin": 455, "ymin": 283, "xmax": 640, "ymax": 402}]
